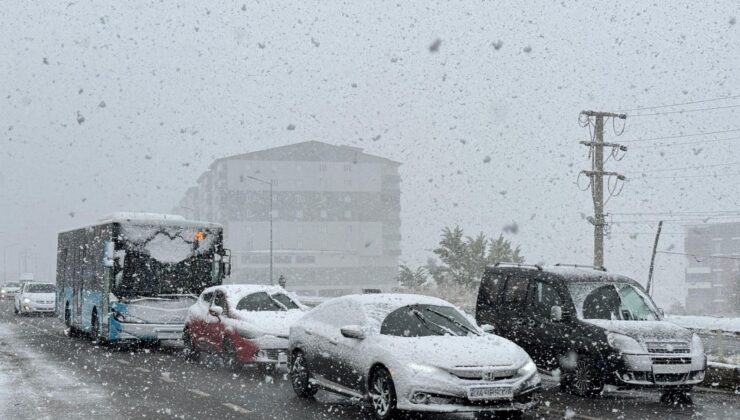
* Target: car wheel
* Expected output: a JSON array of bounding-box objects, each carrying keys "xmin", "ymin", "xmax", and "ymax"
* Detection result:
[
  {"xmin": 290, "ymin": 350, "xmax": 317, "ymax": 398},
  {"xmin": 222, "ymin": 337, "xmax": 238, "ymax": 368},
  {"xmin": 568, "ymin": 355, "xmax": 603, "ymax": 397},
  {"xmin": 369, "ymin": 366, "xmax": 397, "ymax": 420},
  {"xmin": 183, "ymin": 329, "xmax": 200, "ymax": 362}
]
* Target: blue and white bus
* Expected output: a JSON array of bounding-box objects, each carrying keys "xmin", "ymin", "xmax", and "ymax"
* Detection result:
[{"xmin": 56, "ymin": 213, "xmax": 230, "ymax": 343}]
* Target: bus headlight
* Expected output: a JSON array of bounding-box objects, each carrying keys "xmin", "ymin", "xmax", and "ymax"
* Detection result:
[
  {"xmin": 692, "ymin": 333, "xmax": 704, "ymax": 355},
  {"xmin": 113, "ymin": 311, "xmax": 146, "ymax": 324}
]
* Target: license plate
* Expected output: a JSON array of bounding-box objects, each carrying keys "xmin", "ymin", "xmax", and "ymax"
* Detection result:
[
  {"xmin": 653, "ymin": 364, "xmax": 691, "ymax": 374},
  {"xmin": 277, "ymin": 353, "xmax": 288, "ymax": 365},
  {"xmin": 468, "ymin": 386, "xmax": 513, "ymax": 401},
  {"xmin": 157, "ymin": 331, "xmax": 182, "ymax": 340}
]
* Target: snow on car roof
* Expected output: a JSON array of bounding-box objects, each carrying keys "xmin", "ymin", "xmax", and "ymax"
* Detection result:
[
  {"xmin": 202, "ymin": 284, "xmax": 294, "ymax": 308},
  {"xmin": 539, "ymin": 266, "xmax": 637, "ymax": 284}
]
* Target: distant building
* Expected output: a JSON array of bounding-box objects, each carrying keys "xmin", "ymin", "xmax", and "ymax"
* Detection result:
[
  {"xmin": 175, "ymin": 141, "xmax": 402, "ymax": 297},
  {"xmin": 684, "ymin": 222, "xmax": 740, "ymax": 315}
]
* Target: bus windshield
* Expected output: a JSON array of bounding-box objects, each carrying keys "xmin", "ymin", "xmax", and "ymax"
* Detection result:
[{"xmin": 113, "ymin": 223, "xmax": 221, "ymax": 297}]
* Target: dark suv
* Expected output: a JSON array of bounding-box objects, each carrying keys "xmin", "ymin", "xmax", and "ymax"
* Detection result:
[{"xmin": 475, "ymin": 263, "xmax": 706, "ymax": 398}]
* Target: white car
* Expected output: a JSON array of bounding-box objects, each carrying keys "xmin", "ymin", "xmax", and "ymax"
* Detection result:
[
  {"xmin": 1, "ymin": 282, "xmax": 22, "ymax": 299},
  {"xmin": 14, "ymin": 282, "xmax": 56, "ymax": 315},
  {"xmin": 288, "ymin": 294, "xmax": 541, "ymax": 420},
  {"xmin": 184, "ymin": 284, "xmax": 308, "ymax": 368}
]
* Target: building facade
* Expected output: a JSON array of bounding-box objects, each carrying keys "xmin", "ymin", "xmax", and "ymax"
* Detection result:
[
  {"xmin": 684, "ymin": 222, "xmax": 740, "ymax": 315},
  {"xmin": 175, "ymin": 141, "xmax": 402, "ymax": 297}
]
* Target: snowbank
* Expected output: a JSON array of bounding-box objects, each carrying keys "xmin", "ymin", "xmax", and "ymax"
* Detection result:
[{"xmin": 666, "ymin": 315, "xmax": 740, "ymax": 334}]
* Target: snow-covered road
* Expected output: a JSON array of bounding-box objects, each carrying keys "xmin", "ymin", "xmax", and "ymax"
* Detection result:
[{"xmin": 0, "ymin": 301, "xmax": 738, "ymax": 419}]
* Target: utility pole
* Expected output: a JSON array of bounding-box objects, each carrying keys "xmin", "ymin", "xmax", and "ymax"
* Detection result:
[
  {"xmin": 247, "ymin": 175, "xmax": 274, "ymax": 285},
  {"xmin": 579, "ymin": 110, "xmax": 628, "ymax": 268},
  {"xmin": 646, "ymin": 220, "xmax": 664, "ymax": 296}
]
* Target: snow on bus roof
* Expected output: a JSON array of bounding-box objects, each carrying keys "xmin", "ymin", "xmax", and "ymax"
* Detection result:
[{"xmin": 60, "ymin": 212, "xmax": 221, "ymax": 234}]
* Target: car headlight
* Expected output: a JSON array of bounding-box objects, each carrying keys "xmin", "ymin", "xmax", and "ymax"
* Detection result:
[
  {"xmin": 23, "ymin": 298, "xmax": 31, "ymax": 304},
  {"xmin": 516, "ymin": 359, "xmax": 537, "ymax": 378},
  {"xmin": 607, "ymin": 332, "xmax": 643, "ymax": 353},
  {"xmin": 236, "ymin": 327, "xmax": 264, "ymax": 340},
  {"xmin": 113, "ymin": 311, "xmax": 146, "ymax": 324},
  {"xmin": 691, "ymin": 333, "xmax": 704, "ymax": 355},
  {"xmin": 408, "ymin": 363, "xmax": 444, "ymax": 375}
]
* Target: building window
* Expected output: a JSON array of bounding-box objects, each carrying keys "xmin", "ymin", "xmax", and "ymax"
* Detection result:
[
  {"xmin": 344, "ymin": 164, "xmax": 351, "ymax": 172},
  {"xmin": 296, "ymin": 210, "xmax": 303, "ymax": 219},
  {"xmin": 344, "ymin": 210, "xmax": 352, "ymax": 218},
  {"xmin": 296, "ymin": 255, "xmax": 316, "ymax": 264},
  {"xmin": 275, "ymin": 255, "xmax": 292, "ymax": 264},
  {"xmin": 319, "ymin": 164, "xmax": 327, "ymax": 172},
  {"xmin": 344, "ymin": 195, "xmax": 351, "ymax": 203},
  {"xmin": 344, "ymin": 179, "xmax": 352, "ymax": 188},
  {"xmin": 295, "ymin": 194, "xmax": 305, "ymax": 203},
  {"xmin": 239, "ymin": 175, "xmax": 244, "ymax": 183},
  {"xmin": 320, "ymin": 210, "xmax": 327, "ymax": 218}
]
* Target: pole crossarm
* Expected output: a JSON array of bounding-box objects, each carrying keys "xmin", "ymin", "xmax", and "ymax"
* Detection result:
[
  {"xmin": 581, "ymin": 110, "xmax": 627, "ymax": 119},
  {"xmin": 579, "ymin": 140, "xmax": 628, "ymax": 151}
]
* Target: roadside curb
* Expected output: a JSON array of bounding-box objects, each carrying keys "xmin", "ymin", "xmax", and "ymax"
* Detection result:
[{"xmin": 704, "ymin": 363, "xmax": 739, "ymax": 391}]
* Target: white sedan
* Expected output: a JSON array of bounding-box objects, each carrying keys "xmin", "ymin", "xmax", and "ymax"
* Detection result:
[
  {"xmin": 14, "ymin": 282, "xmax": 56, "ymax": 315},
  {"xmin": 288, "ymin": 294, "xmax": 541, "ymax": 420}
]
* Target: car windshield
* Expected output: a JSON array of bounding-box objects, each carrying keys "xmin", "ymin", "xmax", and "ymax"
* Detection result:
[
  {"xmin": 26, "ymin": 284, "xmax": 55, "ymax": 293},
  {"xmin": 568, "ymin": 282, "xmax": 660, "ymax": 321},
  {"xmin": 236, "ymin": 292, "xmax": 299, "ymax": 311},
  {"xmin": 380, "ymin": 304, "xmax": 479, "ymax": 337}
]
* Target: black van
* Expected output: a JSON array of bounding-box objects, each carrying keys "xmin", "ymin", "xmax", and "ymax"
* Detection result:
[{"xmin": 475, "ymin": 263, "xmax": 706, "ymax": 398}]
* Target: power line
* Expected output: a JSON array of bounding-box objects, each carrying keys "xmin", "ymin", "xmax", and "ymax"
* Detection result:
[
  {"xmin": 611, "ymin": 210, "xmax": 740, "ymax": 216},
  {"xmin": 620, "ymin": 128, "xmax": 740, "ymax": 143},
  {"xmin": 628, "ymin": 103, "xmax": 740, "ymax": 117},
  {"xmin": 658, "ymin": 251, "xmax": 740, "ymax": 261},
  {"xmin": 644, "ymin": 171, "xmax": 740, "ymax": 180},
  {"xmin": 617, "ymin": 94, "xmax": 740, "ymax": 113},
  {"xmin": 623, "ymin": 161, "xmax": 740, "ymax": 174},
  {"xmin": 629, "ymin": 135, "xmax": 740, "ymax": 149}
]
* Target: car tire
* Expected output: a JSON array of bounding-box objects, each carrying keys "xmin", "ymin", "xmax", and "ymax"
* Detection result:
[
  {"xmin": 290, "ymin": 350, "xmax": 318, "ymax": 398},
  {"xmin": 222, "ymin": 337, "xmax": 238, "ymax": 368},
  {"xmin": 565, "ymin": 355, "xmax": 603, "ymax": 397},
  {"xmin": 183, "ymin": 329, "xmax": 200, "ymax": 363},
  {"xmin": 368, "ymin": 366, "xmax": 398, "ymax": 420}
]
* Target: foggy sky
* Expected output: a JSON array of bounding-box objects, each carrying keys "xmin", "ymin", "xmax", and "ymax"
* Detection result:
[{"xmin": 1, "ymin": 1, "xmax": 738, "ymax": 308}]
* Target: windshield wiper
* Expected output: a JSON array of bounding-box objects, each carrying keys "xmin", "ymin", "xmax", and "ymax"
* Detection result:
[
  {"xmin": 424, "ymin": 308, "xmax": 480, "ymax": 336},
  {"xmin": 410, "ymin": 309, "xmax": 459, "ymax": 336}
]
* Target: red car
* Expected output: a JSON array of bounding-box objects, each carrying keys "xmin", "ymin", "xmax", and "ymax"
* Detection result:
[{"xmin": 183, "ymin": 285, "xmax": 307, "ymax": 368}]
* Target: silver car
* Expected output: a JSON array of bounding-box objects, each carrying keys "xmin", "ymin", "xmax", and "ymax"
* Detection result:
[{"xmin": 288, "ymin": 293, "xmax": 540, "ymax": 420}]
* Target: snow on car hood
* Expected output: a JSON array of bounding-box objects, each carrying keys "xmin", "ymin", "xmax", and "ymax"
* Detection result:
[
  {"xmin": 584, "ymin": 319, "xmax": 692, "ymax": 342},
  {"xmin": 123, "ymin": 296, "xmax": 197, "ymax": 324},
  {"xmin": 378, "ymin": 333, "xmax": 529, "ymax": 369},
  {"xmin": 233, "ymin": 309, "xmax": 306, "ymax": 337}
]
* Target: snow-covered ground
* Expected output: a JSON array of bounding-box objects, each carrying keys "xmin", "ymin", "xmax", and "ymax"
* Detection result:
[
  {"xmin": 666, "ymin": 315, "xmax": 740, "ymax": 334},
  {"xmin": 0, "ymin": 323, "xmax": 116, "ymax": 420}
]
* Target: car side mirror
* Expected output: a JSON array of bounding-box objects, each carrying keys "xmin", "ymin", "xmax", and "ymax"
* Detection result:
[
  {"xmin": 550, "ymin": 305, "xmax": 563, "ymax": 322},
  {"xmin": 340, "ymin": 325, "xmax": 365, "ymax": 340},
  {"xmin": 209, "ymin": 305, "xmax": 224, "ymax": 318},
  {"xmin": 481, "ymin": 324, "xmax": 495, "ymax": 333},
  {"xmin": 658, "ymin": 307, "xmax": 665, "ymax": 317}
]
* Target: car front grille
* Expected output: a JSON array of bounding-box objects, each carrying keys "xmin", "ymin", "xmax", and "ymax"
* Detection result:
[
  {"xmin": 448, "ymin": 366, "xmax": 516, "ymax": 381},
  {"xmin": 652, "ymin": 357, "xmax": 691, "ymax": 365},
  {"xmin": 646, "ymin": 341, "xmax": 690, "ymax": 354}
]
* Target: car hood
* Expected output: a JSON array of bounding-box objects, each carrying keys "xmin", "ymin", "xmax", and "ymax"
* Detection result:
[
  {"xmin": 378, "ymin": 334, "xmax": 529, "ymax": 369},
  {"xmin": 584, "ymin": 319, "xmax": 692, "ymax": 342},
  {"xmin": 233, "ymin": 309, "xmax": 305, "ymax": 337},
  {"xmin": 22, "ymin": 292, "xmax": 55, "ymax": 301}
]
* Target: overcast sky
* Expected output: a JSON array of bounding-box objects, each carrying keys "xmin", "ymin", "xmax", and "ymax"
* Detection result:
[{"xmin": 1, "ymin": 1, "xmax": 738, "ymax": 308}]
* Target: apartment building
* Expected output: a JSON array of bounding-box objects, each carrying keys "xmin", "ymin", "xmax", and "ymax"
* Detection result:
[{"xmin": 175, "ymin": 141, "xmax": 402, "ymax": 297}]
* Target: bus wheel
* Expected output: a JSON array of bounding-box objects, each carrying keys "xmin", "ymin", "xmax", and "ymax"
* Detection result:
[{"xmin": 90, "ymin": 309, "xmax": 100, "ymax": 343}]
